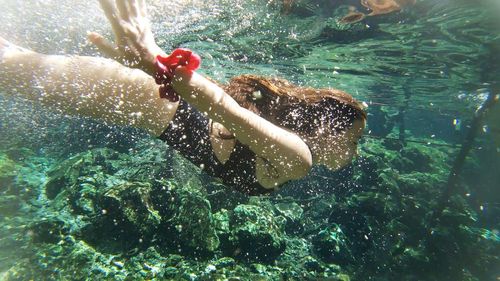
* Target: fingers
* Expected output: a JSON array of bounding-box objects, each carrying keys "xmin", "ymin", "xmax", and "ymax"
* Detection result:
[
  {"xmin": 127, "ymin": 0, "xmax": 140, "ymax": 18},
  {"xmin": 117, "ymin": 0, "xmax": 143, "ymax": 21},
  {"xmin": 99, "ymin": 0, "xmax": 119, "ymax": 23},
  {"xmin": 116, "ymin": 0, "xmax": 130, "ymax": 21},
  {"xmin": 87, "ymin": 32, "xmax": 120, "ymax": 59},
  {"xmin": 137, "ymin": 0, "xmax": 147, "ymax": 17},
  {"xmin": 99, "ymin": 0, "xmax": 126, "ymax": 40}
]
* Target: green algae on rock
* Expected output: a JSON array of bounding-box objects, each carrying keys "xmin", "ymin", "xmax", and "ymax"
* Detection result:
[
  {"xmin": 159, "ymin": 179, "xmax": 220, "ymax": 255},
  {"xmin": 218, "ymin": 204, "xmax": 287, "ymax": 262},
  {"xmin": 312, "ymin": 224, "xmax": 353, "ymax": 265},
  {"xmin": 0, "ymin": 152, "xmax": 19, "ymax": 190},
  {"xmin": 94, "ymin": 181, "xmax": 162, "ymax": 245},
  {"xmin": 43, "ymin": 148, "xmax": 124, "ymax": 200},
  {"xmin": 274, "ymin": 202, "xmax": 303, "ymax": 222},
  {"xmin": 274, "ymin": 201, "xmax": 304, "ymax": 234},
  {"xmin": 0, "ymin": 131, "xmax": 498, "ymax": 280}
]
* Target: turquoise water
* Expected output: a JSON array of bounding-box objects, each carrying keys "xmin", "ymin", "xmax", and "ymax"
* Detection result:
[{"xmin": 0, "ymin": 0, "xmax": 499, "ymax": 280}]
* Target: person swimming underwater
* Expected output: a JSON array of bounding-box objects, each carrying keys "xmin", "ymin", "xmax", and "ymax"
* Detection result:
[{"xmin": 0, "ymin": 0, "xmax": 366, "ymax": 195}]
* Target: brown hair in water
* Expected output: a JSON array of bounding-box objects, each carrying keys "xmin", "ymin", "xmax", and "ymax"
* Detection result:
[{"xmin": 223, "ymin": 75, "xmax": 367, "ymax": 137}]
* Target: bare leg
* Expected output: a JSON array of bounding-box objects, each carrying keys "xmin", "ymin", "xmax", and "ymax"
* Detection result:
[{"xmin": 0, "ymin": 37, "xmax": 178, "ymax": 136}]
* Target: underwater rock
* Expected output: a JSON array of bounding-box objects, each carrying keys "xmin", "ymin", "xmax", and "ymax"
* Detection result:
[
  {"xmin": 320, "ymin": 16, "xmax": 374, "ymax": 43},
  {"xmin": 40, "ymin": 143, "xmax": 221, "ymax": 255},
  {"xmin": 0, "ymin": 195, "xmax": 21, "ymax": 216},
  {"xmin": 302, "ymin": 255, "xmax": 323, "ymax": 272},
  {"xmin": 213, "ymin": 257, "xmax": 237, "ymax": 269},
  {"xmin": 123, "ymin": 247, "xmax": 169, "ymax": 279},
  {"xmin": 13, "ymin": 157, "xmax": 50, "ymax": 201},
  {"xmin": 329, "ymin": 188, "xmax": 409, "ymax": 261},
  {"xmin": 214, "ymin": 208, "xmax": 231, "ymax": 246},
  {"xmin": 274, "ymin": 201, "xmax": 304, "ymax": 234},
  {"xmin": 422, "ymin": 224, "xmax": 493, "ymax": 281},
  {"xmin": 44, "ymin": 148, "xmax": 123, "ymax": 199},
  {"xmin": 0, "ymin": 152, "xmax": 17, "ymax": 174},
  {"xmin": 333, "ymin": 273, "xmax": 352, "ymax": 281},
  {"xmin": 157, "ymin": 179, "xmax": 220, "ymax": 255},
  {"xmin": 397, "ymin": 172, "xmax": 444, "ymax": 198},
  {"xmin": 67, "ymin": 181, "xmax": 100, "ymax": 216},
  {"xmin": 0, "ymin": 152, "xmax": 18, "ymax": 191},
  {"xmin": 312, "ymin": 224, "xmax": 353, "ymax": 265},
  {"xmin": 376, "ymin": 170, "xmax": 401, "ymax": 195},
  {"xmin": 355, "ymin": 154, "xmax": 392, "ymax": 188},
  {"xmin": 381, "ymin": 138, "xmax": 404, "ymax": 150},
  {"xmin": 437, "ymin": 196, "xmax": 477, "ymax": 227},
  {"xmin": 392, "ymin": 246, "xmax": 430, "ymax": 274},
  {"xmin": 220, "ymin": 204, "xmax": 286, "ymax": 262},
  {"xmin": 77, "ymin": 177, "xmax": 220, "ymax": 255},
  {"xmin": 303, "ymin": 194, "xmax": 337, "ymax": 221},
  {"xmin": 249, "ymin": 263, "xmax": 267, "ymax": 274},
  {"xmin": 114, "ymin": 140, "xmax": 173, "ymax": 182},
  {"xmin": 26, "ymin": 236, "xmax": 127, "ymax": 280},
  {"xmin": 205, "ymin": 181, "xmax": 249, "ymax": 212},
  {"xmin": 274, "ymin": 202, "xmax": 303, "ymax": 222},
  {"xmin": 3, "ymin": 147, "xmax": 35, "ymax": 162},
  {"xmin": 27, "ymin": 217, "xmax": 69, "ymax": 244},
  {"xmin": 95, "ymin": 181, "xmax": 161, "ymax": 242},
  {"xmin": 357, "ymin": 139, "xmax": 392, "ymax": 170},
  {"xmin": 392, "ymin": 146, "xmax": 433, "ymax": 173},
  {"xmin": 350, "ymin": 191, "xmax": 399, "ymax": 219},
  {"xmin": 278, "ymin": 236, "xmax": 346, "ymax": 279}
]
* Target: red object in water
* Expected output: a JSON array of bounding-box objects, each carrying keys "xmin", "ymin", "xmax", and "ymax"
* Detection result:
[{"xmin": 154, "ymin": 48, "xmax": 201, "ymax": 102}]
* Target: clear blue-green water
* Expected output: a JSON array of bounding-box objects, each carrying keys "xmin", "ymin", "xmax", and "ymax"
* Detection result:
[{"xmin": 0, "ymin": 0, "xmax": 499, "ymax": 280}]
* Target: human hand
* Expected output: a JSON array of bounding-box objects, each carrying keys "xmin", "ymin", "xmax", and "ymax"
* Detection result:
[{"xmin": 88, "ymin": 0, "xmax": 165, "ymax": 75}]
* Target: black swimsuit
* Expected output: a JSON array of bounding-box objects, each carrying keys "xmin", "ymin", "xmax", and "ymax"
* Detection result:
[{"xmin": 159, "ymin": 100, "xmax": 272, "ymax": 195}]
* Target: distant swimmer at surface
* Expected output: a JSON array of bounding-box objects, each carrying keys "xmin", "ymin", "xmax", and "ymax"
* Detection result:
[{"xmin": 0, "ymin": 0, "xmax": 366, "ymax": 195}]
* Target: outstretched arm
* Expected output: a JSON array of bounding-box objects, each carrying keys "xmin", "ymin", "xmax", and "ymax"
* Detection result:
[{"xmin": 0, "ymin": 37, "xmax": 177, "ymax": 135}]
